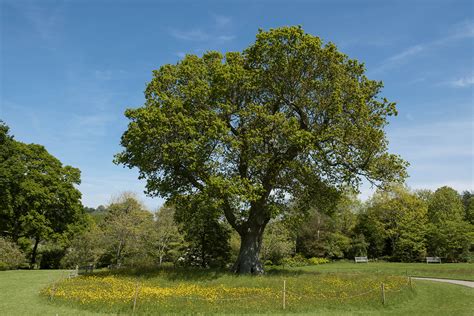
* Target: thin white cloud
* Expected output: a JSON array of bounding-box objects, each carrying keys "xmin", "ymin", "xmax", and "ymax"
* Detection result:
[
  {"xmin": 67, "ymin": 114, "xmax": 114, "ymax": 139},
  {"xmin": 93, "ymin": 69, "xmax": 127, "ymax": 81},
  {"xmin": 216, "ymin": 35, "xmax": 235, "ymax": 41},
  {"xmin": 387, "ymin": 118, "xmax": 473, "ymax": 193},
  {"xmin": 213, "ymin": 14, "xmax": 232, "ymax": 27},
  {"xmin": 338, "ymin": 37, "xmax": 394, "ymax": 50},
  {"xmin": 357, "ymin": 118, "xmax": 474, "ymax": 201},
  {"xmin": 448, "ymin": 20, "xmax": 474, "ymax": 40},
  {"xmin": 0, "ymin": 100, "xmax": 53, "ymax": 145},
  {"xmin": 372, "ymin": 20, "xmax": 474, "ymax": 74},
  {"xmin": 7, "ymin": 1, "xmax": 66, "ymax": 45},
  {"xmin": 94, "ymin": 70, "xmax": 113, "ymax": 81},
  {"xmin": 387, "ymin": 45, "xmax": 424, "ymax": 62},
  {"xmin": 449, "ymin": 76, "xmax": 474, "ymax": 88},
  {"xmin": 405, "ymin": 113, "xmax": 414, "ymax": 121},
  {"xmin": 171, "ymin": 29, "xmax": 210, "ymax": 41},
  {"xmin": 170, "ymin": 14, "xmax": 234, "ymax": 43},
  {"xmin": 170, "ymin": 28, "xmax": 235, "ymax": 43},
  {"xmin": 389, "ymin": 120, "xmax": 473, "ymax": 158},
  {"xmin": 390, "ymin": 119, "xmax": 473, "ymax": 138}
]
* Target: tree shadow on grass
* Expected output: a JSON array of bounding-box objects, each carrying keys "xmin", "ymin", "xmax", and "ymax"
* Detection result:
[
  {"xmin": 265, "ymin": 267, "xmax": 321, "ymax": 277},
  {"xmin": 91, "ymin": 265, "xmax": 228, "ymax": 281},
  {"xmin": 90, "ymin": 265, "xmax": 321, "ymax": 281}
]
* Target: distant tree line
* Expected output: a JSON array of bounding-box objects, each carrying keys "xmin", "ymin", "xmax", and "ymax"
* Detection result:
[{"xmin": 1, "ymin": 121, "xmax": 473, "ymax": 270}]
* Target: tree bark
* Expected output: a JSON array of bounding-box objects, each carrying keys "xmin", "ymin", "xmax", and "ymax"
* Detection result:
[
  {"xmin": 232, "ymin": 225, "xmax": 265, "ymax": 274},
  {"xmin": 30, "ymin": 236, "xmax": 40, "ymax": 268}
]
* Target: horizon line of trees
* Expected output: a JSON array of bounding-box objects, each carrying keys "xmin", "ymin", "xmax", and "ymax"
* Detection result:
[
  {"xmin": 1, "ymin": 120, "xmax": 473, "ymax": 271},
  {"xmin": 1, "ymin": 184, "xmax": 473, "ymax": 270}
]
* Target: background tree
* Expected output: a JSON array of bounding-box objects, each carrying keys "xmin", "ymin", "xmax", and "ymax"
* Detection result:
[
  {"xmin": 426, "ymin": 187, "xmax": 473, "ymax": 261},
  {"xmin": 428, "ymin": 186, "xmax": 464, "ymax": 224},
  {"xmin": 174, "ymin": 194, "xmax": 231, "ymax": 268},
  {"xmin": 60, "ymin": 222, "xmax": 105, "ymax": 268},
  {"xmin": 461, "ymin": 191, "xmax": 474, "ymax": 224},
  {"xmin": 356, "ymin": 186, "xmax": 428, "ymax": 261},
  {"xmin": 0, "ymin": 122, "xmax": 84, "ymax": 266},
  {"xmin": 84, "ymin": 205, "xmax": 107, "ymax": 224},
  {"xmin": 426, "ymin": 220, "xmax": 473, "ymax": 262},
  {"xmin": 354, "ymin": 210, "xmax": 387, "ymax": 258},
  {"xmin": 349, "ymin": 234, "xmax": 368, "ymax": 258},
  {"xmin": 260, "ymin": 219, "xmax": 294, "ymax": 265},
  {"xmin": 296, "ymin": 209, "xmax": 352, "ymax": 259},
  {"xmin": 115, "ymin": 26, "xmax": 407, "ymax": 274},
  {"xmin": 147, "ymin": 204, "xmax": 184, "ymax": 265},
  {"xmin": 0, "ymin": 237, "xmax": 26, "ymax": 270},
  {"xmin": 100, "ymin": 193, "xmax": 153, "ymax": 267}
]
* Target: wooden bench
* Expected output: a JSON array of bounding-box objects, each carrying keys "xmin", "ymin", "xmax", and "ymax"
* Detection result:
[
  {"xmin": 426, "ymin": 257, "xmax": 441, "ymax": 264},
  {"xmin": 68, "ymin": 264, "xmax": 94, "ymax": 278},
  {"xmin": 78, "ymin": 264, "xmax": 94, "ymax": 275},
  {"xmin": 355, "ymin": 256, "xmax": 368, "ymax": 263},
  {"xmin": 68, "ymin": 266, "xmax": 78, "ymax": 278},
  {"xmin": 108, "ymin": 263, "xmax": 122, "ymax": 270}
]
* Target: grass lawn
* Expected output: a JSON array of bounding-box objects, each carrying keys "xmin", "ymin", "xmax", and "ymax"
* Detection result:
[
  {"xmin": 294, "ymin": 261, "xmax": 474, "ymax": 281},
  {"xmin": 0, "ymin": 269, "xmax": 101, "ymax": 315},
  {"xmin": 0, "ymin": 263, "xmax": 472, "ymax": 315}
]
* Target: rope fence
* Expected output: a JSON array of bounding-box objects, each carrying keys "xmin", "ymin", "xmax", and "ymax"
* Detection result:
[
  {"xmin": 126, "ymin": 275, "xmax": 415, "ymax": 311},
  {"xmin": 48, "ymin": 271, "xmax": 415, "ymax": 312}
]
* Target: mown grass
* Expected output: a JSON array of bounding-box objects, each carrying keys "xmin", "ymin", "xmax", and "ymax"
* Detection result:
[
  {"xmin": 0, "ymin": 269, "xmax": 102, "ymax": 315},
  {"xmin": 293, "ymin": 261, "xmax": 474, "ymax": 281},
  {"xmin": 0, "ymin": 263, "xmax": 472, "ymax": 315}
]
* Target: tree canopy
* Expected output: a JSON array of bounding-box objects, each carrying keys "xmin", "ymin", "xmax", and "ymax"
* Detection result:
[
  {"xmin": 0, "ymin": 121, "xmax": 84, "ymax": 265},
  {"xmin": 115, "ymin": 26, "xmax": 408, "ymax": 274}
]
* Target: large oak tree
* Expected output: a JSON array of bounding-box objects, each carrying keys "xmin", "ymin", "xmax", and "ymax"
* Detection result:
[{"xmin": 115, "ymin": 27, "xmax": 407, "ymax": 274}]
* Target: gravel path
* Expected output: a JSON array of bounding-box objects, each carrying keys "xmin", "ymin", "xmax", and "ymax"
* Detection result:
[{"xmin": 412, "ymin": 277, "xmax": 474, "ymax": 288}]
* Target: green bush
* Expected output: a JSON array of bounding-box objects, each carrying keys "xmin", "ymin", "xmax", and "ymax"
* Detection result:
[
  {"xmin": 40, "ymin": 246, "xmax": 66, "ymax": 269},
  {"xmin": 281, "ymin": 254, "xmax": 309, "ymax": 267},
  {"xmin": 308, "ymin": 257, "xmax": 330, "ymax": 265},
  {"xmin": 0, "ymin": 238, "xmax": 26, "ymax": 270}
]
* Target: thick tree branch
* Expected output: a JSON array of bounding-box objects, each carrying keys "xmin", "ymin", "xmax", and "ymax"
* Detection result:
[{"xmin": 222, "ymin": 197, "xmax": 242, "ymax": 234}]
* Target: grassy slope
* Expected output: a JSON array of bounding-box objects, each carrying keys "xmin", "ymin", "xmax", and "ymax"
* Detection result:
[
  {"xmin": 0, "ymin": 270, "xmax": 100, "ymax": 316},
  {"xmin": 0, "ymin": 263, "xmax": 472, "ymax": 315},
  {"xmin": 293, "ymin": 281, "xmax": 474, "ymax": 316},
  {"xmin": 296, "ymin": 261, "xmax": 474, "ymax": 281}
]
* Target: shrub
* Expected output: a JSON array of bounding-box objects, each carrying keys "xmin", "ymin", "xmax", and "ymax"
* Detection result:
[
  {"xmin": 308, "ymin": 257, "xmax": 330, "ymax": 265},
  {"xmin": 281, "ymin": 254, "xmax": 309, "ymax": 267},
  {"xmin": 0, "ymin": 238, "xmax": 26, "ymax": 270},
  {"xmin": 40, "ymin": 245, "xmax": 66, "ymax": 269}
]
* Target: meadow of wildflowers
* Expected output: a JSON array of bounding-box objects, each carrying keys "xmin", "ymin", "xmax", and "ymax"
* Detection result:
[{"xmin": 42, "ymin": 268, "xmax": 412, "ymax": 313}]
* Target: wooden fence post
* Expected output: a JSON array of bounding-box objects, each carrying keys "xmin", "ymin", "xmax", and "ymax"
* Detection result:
[
  {"xmin": 50, "ymin": 282, "xmax": 57, "ymax": 301},
  {"xmin": 133, "ymin": 281, "xmax": 140, "ymax": 313},
  {"xmin": 381, "ymin": 283, "xmax": 385, "ymax": 305},
  {"xmin": 283, "ymin": 280, "xmax": 286, "ymax": 310}
]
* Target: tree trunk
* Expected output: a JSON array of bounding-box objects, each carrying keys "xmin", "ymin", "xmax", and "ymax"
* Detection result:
[
  {"xmin": 201, "ymin": 233, "xmax": 206, "ymax": 268},
  {"xmin": 232, "ymin": 226, "xmax": 265, "ymax": 274},
  {"xmin": 30, "ymin": 236, "xmax": 40, "ymax": 268},
  {"xmin": 116, "ymin": 238, "xmax": 124, "ymax": 265}
]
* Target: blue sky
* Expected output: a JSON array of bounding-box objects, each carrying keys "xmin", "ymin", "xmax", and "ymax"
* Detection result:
[{"xmin": 1, "ymin": 0, "xmax": 473, "ymax": 210}]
